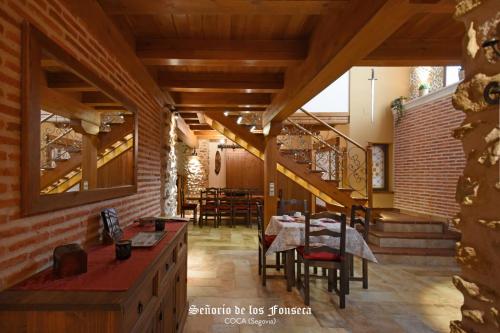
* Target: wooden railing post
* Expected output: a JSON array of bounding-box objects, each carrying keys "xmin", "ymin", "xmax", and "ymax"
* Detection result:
[{"xmin": 366, "ymin": 143, "xmax": 373, "ymax": 208}]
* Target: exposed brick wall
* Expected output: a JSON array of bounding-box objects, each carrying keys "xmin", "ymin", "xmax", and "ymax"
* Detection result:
[
  {"xmin": 394, "ymin": 93, "xmax": 465, "ymax": 219},
  {"xmin": 0, "ymin": 0, "xmax": 164, "ymax": 289}
]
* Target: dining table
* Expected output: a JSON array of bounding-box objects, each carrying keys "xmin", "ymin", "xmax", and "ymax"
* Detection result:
[{"xmin": 265, "ymin": 215, "xmax": 378, "ymax": 291}]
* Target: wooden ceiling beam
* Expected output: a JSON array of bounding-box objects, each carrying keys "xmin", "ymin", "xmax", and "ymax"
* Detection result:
[
  {"xmin": 158, "ymin": 72, "xmax": 284, "ymax": 93},
  {"xmin": 136, "ymin": 39, "xmax": 307, "ymax": 67},
  {"xmin": 81, "ymin": 92, "xmax": 121, "ymax": 106},
  {"xmin": 410, "ymin": 0, "xmax": 456, "ymax": 13},
  {"xmin": 174, "ymin": 92, "xmax": 271, "ymax": 108},
  {"xmin": 174, "ymin": 106, "xmax": 267, "ymax": 113},
  {"xmin": 358, "ymin": 37, "xmax": 462, "ymax": 66},
  {"xmin": 189, "ymin": 124, "xmax": 213, "ymax": 131},
  {"xmin": 263, "ymin": 0, "xmax": 414, "ymax": 125},
  {"xmin": 98, "ymin": 0, "xmax": 349, "ymax": 15},
  {"xmin": 46, "ymin": 72, "xmax": 97, "ymax": 92},
  {"xmin": 40, "ymin": 86, "xmax": 101, "ymax": 127}
]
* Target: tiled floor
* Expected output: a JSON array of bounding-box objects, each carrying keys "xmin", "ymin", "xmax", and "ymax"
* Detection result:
[{"xmin": 184, "ymin": 224, "xmax": 462, "ymax": 333}]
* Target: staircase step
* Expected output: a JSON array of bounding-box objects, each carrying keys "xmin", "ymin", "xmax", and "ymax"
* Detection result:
[
  {"xmin": 375, "ymin": 211, "xmax": 445, "ymax": 233},
  {"xmin": 368, "ymin": 230, "xmax": 459, "ymax": 249},
  {"xmin": 338, "ymin": 188, "xmax": 353, "ymax": 193},
  {"xmin": 370, "ymin": 244, "xmax": 457, "ymax": 266},
  {"xmin": 308, "ymin": 170, "xmax": 324, "ymax": 174},
  {"xmin": 296, "ymin": 160, "xmax": 311, "ymax": 165}
]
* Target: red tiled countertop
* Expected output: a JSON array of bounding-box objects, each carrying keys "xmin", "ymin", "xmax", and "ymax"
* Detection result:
[{"xmin": 12, "ymin": 222, "xmax": 186, "ymax": 292}]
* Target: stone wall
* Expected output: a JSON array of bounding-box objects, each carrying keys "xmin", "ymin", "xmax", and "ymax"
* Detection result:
[
  {"xmin": 409, "ymin": 66, "xmax": 445, "ymax": 99},
  {"xmin": 183, "ymin": 140, "xmax": 209, "ymax": 198},
  {"xmin": 450, "ymin": 1, "xmax": 500, "ymax": 332}
]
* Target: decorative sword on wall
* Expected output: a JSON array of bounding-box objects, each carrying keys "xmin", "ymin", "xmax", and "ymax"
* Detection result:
[{"xmin": 368, "ymin": 68, "xmax": 377, "ymax": 123}]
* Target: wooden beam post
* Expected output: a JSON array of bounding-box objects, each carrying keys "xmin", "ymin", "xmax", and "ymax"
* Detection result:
[
  {"xmin": 264, "ymin": 136, "xmax": 279, "ymax": 227},
  {"xmin": 81, "ymin": 135, "xmax": 98, "ymax": 190}
]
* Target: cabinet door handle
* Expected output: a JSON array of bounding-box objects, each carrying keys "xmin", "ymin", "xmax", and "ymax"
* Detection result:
[
  {"xmin": 137, "ymin": 302, "xmax": 143, "ymax": 314},
  {"xmin": 165, "ymin": 263, "xmax": 170, "ymax": 272},
  {"xmin": 159, "ymin": 311, "xmax": 163, "ymax": 321}
]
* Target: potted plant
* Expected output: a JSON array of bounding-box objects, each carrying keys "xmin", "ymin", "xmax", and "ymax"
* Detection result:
[
  {"xmin": 390, "ymin": 96, "xmax": 407, "ymax": 123},
  {"xmin": 418, "ymin": 83, "xmax": 429, "ymax": 96}
]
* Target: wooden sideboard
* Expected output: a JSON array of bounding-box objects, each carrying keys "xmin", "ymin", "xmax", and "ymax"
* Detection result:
[{"xmin": 0, "ymin": 222, "xmax": 188, "ymax": 333}]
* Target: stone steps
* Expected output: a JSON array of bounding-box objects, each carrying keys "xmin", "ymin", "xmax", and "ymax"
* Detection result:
[
  {"xmin": 368, "ymin": 229, "xmax": 459, "ymax": 249},
  {"xmin": 370, "ymin": 244, "xmax": 457, "ymax": 266},
  {"xmin": 368, "ymin": 211, "xmax": 460, "ymax": 266}
]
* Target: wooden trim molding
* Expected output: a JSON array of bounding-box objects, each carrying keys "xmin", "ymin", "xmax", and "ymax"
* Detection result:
[{"xmin": 21, "ymin": 22, "xmax": 138, "ymax": 216}]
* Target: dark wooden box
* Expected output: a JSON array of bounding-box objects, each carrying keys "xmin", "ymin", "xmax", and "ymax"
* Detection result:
[{"xmin": 53, "ymin": 243, "xmax": 87, "ymax": 278}]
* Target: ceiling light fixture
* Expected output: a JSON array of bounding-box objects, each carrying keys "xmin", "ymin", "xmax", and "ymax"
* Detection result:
[{"xmin": 236, "ymin": 116, "xmax": 243, "ymax": 124}]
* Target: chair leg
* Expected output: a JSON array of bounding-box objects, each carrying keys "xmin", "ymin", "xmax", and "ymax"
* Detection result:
[
  {"xmin": 304, "ymin": 262, "xmax": 310, "ymax": 306},
  {"xmin": 333, "ymin": 268, "xmax": 338, "ymax": 292},
  {"xmin": 362, "ymin": 258, "xmax": 368, "ymax": 289},
  {"xmin": 346, "ymin": 258, "xmax": 350, "ymax": 295},
  {"xmin": 193, "ymin": 208, "xmax": 197, "ymax": 225},
  {"xmin": 262, "ymin": 252, "xmax": 267, "ymax": 286},
  {"xmin": 282, "ymin": 252, "xmax": 286, "ymax": 272},
  {"xmin": 258, "ymin": 246, "xmax": 262, "ymax": 276},
  {"xmin": 327, "ymin": 268, "xmax": 333, "ymax": 292},
  {"xmin": 296, "ymin": 257, "xmax": 302, "ymax": 288},
  {"xmin": 313, "ymin": 267, "xmax": 318, "ymax": 275},
  {"xmin": 349, "ymin": 254, "xmax": 354, "ymax": 278},
  {"xmin": 339, "ymin": 263, "xmax": 347, "ymax": 309},
  {"xmin": 276, "ymin": 252, "xmax": 280, "ymax": 271}
]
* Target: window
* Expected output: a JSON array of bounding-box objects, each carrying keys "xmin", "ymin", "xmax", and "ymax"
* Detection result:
[
  {"xmin": 302, "ymin": 71, "xmax": 350, "ymax": 113},
  {"xmin": 372, "ymin": 144, "xmax": 389, "ymax": 191},
  {"xmin": 445, "ymin": 66, "xmax": 462, "ymax": 86}
]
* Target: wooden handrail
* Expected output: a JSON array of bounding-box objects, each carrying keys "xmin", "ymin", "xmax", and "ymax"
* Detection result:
[
  {"xmin": 286, "ymin": 119, "xmax": 343, "ymax": 155},
  {"xmin": 299, "ymin": 107, "xmax": 365, "ymax": 151}
]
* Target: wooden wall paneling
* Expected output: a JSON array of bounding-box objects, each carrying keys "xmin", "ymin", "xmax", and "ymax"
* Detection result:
[
  {"xmin": 97, "ymin": 149, "xmax": 135, "ymax": 188},
  {"xmin": 225, "ymin": 148, "xmax": 263, "ymax": 191}
]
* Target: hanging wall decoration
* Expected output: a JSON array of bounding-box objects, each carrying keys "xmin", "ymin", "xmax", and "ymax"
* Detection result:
[{"xmin": 215, "ymin": 150, "xmax": 221, "ymax": 175}]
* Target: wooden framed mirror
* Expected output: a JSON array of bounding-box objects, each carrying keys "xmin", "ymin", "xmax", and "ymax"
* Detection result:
[{"xmin": 21, "ymin": 23, "xmax": 138, "ymax": 216}]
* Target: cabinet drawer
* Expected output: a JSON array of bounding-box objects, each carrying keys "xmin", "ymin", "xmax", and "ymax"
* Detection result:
[{"xmin": 123, "ymin": 272, "xmax": 158, "ymax": 332}]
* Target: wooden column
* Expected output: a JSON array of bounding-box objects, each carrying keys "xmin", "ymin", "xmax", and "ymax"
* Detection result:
[
  {"xmin": 263, "ymin": 136, "xmax": 278, "ymax": 227},
  {"xmin": 451, "ymin": 1, "xmax": 499, "ymax": 333},
  {"xmin": 81, "ymin": 135, "xmax": 98, "ymax": 190}
]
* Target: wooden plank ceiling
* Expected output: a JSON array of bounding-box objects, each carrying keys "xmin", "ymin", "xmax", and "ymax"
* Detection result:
[{"xmin": 88, "ymin": 0, "xmax": 463, "ymax": 135}]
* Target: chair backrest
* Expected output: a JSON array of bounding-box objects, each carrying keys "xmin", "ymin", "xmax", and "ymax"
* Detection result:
[
  {"xmin": 304, "ymin": 211, "xmax": 347, "ymax": 259},
  {"xmin": 311, "ymin": 211, "xmax": 344, "ymax": 220},
  {"xmin": 278, "ymin": 199, "xmax": 308, "ymax": 215},
  {"xmin": 206, "ymin": 187, "xmax": 219, "ymax": 197},
  {"xmin": 350, "ymin": 205, "xmax": 371, "ymax": 239},
  {"xmin": 231, "ymin": 189, "xmax": 250, "ymax": 209}
]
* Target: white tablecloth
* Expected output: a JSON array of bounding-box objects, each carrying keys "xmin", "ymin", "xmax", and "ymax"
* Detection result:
[{"xmin": 265, "ymin": 216, "xmax": 378, "ymax": 263}]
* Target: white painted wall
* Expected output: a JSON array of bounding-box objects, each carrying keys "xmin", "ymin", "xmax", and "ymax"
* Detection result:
[{"xmin": 302, "ymin": 71, "xmax": 350, "ymax": 113}]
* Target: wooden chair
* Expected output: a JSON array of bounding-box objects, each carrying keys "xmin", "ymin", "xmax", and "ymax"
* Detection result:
[
  {"xmin": 218, "ymin": 188, "xmax": 234, "ymax": 227},
  {"xmin": 232, "ymin": 189, "xmax": 251, "ymax": 227},
  {"xmin": 349, "ymin": 205, "xmax": 371, "ymax": 289},
  {"xmin": 200, "ymin": 188, "xmax": 218, "ymax": 228},
  {"xmin": 256, "ymin": 202, "xmax": 286, "ymax": 286},
  {"xmin": 296, "ymin": 212, "xmax": 348, "ymax": 308},
  {"xmin": 278, "ymin": 199, "xmax": 308, "ymax": 216},
  {"xmin": 179, "ymin": 184, "xmax": 197, "ymax": 224}
]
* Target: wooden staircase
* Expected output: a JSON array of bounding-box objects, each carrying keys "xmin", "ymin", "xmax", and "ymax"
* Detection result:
[
  {"xmin": 204, "ymin": 111, "xmax": 369, "ymax": 211},
  {"xmin": 40, "ymin": 116, "xmax": 134, "ymax": 193},
  {"xmin": 368, "ymin": 211, "xmax": 460, "ymax": 266}
]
